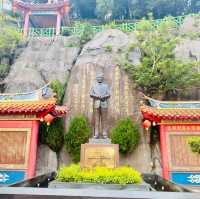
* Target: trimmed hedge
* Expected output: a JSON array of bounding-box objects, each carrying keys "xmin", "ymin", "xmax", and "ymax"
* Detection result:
[
  {"xmin": 111, "ymin": 118, "xmax": 140, "ymax": 154},
  {"xmin": 64, "ymin": 116, "xmax": 91, "ymax": 162},
  {"xmin": 56, "ymin": 164, "xmax": 142, "ymax": 185}
]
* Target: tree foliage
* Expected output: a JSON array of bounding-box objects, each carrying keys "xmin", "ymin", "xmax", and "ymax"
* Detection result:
[
  {"xmin": 96, "ymin": 0, "xmax": 114, "ymax": 21},
  {"xmin": 0, "ymin": 24, "xmax": 22, "ymax": 59},
  {"xmin": 124, "ymin": 17, "xmax": 200, "ymax": 98},
  {"xmin": 70, "ymin": 0, "xmax": 200, "ymax": 21}
]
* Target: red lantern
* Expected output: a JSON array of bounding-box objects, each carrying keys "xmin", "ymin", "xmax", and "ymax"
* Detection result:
[
  {"xmin": 143, "ymin": 120, "xmax": 151, "ymax": 130},
  {"xmin": 44, "ymin": 114, "xmax": 54, "ymax": 126}
]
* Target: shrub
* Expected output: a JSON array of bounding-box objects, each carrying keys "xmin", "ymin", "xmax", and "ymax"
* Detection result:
[
  {"xmin": 188, "ymin": 137, "xmax": 200, "ymax": 154},
  {"xmin": 39, "ymin": 118, "xmax": 64, "ymax": 153},
  {"xmin": 111, "ymin": 118, "xmax": 140, "ymax": 154},
  {"xmin": 105, "ymin": 45, "xmax": 112, "ymax": 52},
  {"xmin": 65, "ymin": 43, "xmax": 79, "ymax": 48},
  {"xmin": 80, "ymin": 24, "xmax": 94, "ymax": 46},
  {"xmin": 50, "ymin": 80, "xmax": 65, "ymax": 105},
  {"xmin": 64, "ymin": 116, "xmax": 91, "ymax": 162},
  {"xmin": 56, "ymin": 164, "xmax": 142, "ymax": 185}
]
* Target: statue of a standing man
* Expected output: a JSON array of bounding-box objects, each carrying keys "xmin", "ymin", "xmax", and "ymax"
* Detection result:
[{"xmin": 90, "ymin": 72, "xmax": 111, "ymax": 139}]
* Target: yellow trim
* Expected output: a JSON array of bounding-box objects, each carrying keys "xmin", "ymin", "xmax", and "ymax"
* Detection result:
[
  {"xmin": 159, "ymin": 122, "xmax": 200, "ymax": 125},
  {"xmin": 0, "ymin": 98, "xmax": 56, "ymax": 103},
  {"xmin": 0, "ymin": 118, "xmax": 40, "ymax": 121}
]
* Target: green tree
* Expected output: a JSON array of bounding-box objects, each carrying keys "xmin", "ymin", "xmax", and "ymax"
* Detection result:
[
  {"xmin": 96, "ymin": 0, "xmax": 114, "ymax": 21},
  {"xmin": 0, "ymin": 25, "xmax": 22, "ymax": 59},
  {"xmin": 124, "ymin": 17, "xmax": 200, "ymax": 98},
  {"xmin": 128, "ymin": 0, "xmax": 152, "ymax": 19},
  {"xmin": 71, "ymin": 0, "xmax": 96, "ymax": 18}
]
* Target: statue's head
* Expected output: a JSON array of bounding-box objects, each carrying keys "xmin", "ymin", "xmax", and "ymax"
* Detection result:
[{"xmin": 96, "ymin": 72, "xmax": 104, "ymax": 83}]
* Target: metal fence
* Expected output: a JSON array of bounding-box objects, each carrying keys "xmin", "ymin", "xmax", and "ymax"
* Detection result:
[{"xmin": 18, "ymin": 14, "xmax": 197, "ymax": 38}]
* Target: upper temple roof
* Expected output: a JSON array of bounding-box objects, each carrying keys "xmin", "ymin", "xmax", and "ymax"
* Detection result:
[{"xmin": 0, "ymin": 84, "xmax": 67, "ymax": 116}]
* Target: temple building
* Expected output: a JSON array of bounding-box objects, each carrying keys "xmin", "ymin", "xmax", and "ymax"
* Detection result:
[
  {"xmin": 12, "ymin": 0, "xmax": 70, "ymax": 36},
  {"xmin": 0, "ymin": 85, "xmax": 66, "ymax": 185},
  {"xmin": 141, "ymin": 96, "xmax": 200, "ymax": 190}
]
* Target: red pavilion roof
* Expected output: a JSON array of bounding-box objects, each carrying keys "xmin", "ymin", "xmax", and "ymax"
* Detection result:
[
  {"xmin": 141, "ymin": 105, "xmax": 200, "ymax": 122},
  {"xmin": 0, "ymin": 99, "xmax": 55, "ymax": 114},
  {"xmin": 141, "ymin": 96, "xmax": 200, "ymax": 122}
]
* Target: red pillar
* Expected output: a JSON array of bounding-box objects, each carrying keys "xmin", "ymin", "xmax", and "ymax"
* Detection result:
[
  {"xmin": 24, "ymin": 11, "xmax": 31, "ymax": 37},
  {"xmin": 27, "ymin": 120, "xmax": 39, "ymax": 179},
  {"xmin": 56, "ymin": 12, "xmax": 61, "ymax": 36},
  {"xmin": 160, "ymin": 124, "xmax": 170, "ymax": 180}
]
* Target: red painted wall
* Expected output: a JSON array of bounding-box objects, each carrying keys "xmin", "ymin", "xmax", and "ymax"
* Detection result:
[
  {"xmin": 0, "ymin": 120, "xmax": 39, "ymax": 179},
  {"xmin": 160, "ymin": 123, "xmax": 200, "ymax": 181}
]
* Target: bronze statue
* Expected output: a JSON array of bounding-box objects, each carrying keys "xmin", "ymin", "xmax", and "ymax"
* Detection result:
[{"xmin": 90, "ymin": 72, "xmax": 111, "ymax": 139}]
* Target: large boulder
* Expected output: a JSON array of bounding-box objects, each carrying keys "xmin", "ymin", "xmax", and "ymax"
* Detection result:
[
  {"xmin": 4, "ymin": 36, "xmax": 80, "ymax": 92},
  {"xmin": 63, "ymin": 29, "xmax": 151, "ymax": 173}
]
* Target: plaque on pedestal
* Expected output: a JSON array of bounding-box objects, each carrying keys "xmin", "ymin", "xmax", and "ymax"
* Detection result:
[{"xmin": 80, "ymin": 143, "xmax": 119, "ymax": 169}]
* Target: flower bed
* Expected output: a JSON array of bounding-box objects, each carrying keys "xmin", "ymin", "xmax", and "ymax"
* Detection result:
[{"xmin": 56, "ymin": 164, "xmax": 142, "ymax": 185}]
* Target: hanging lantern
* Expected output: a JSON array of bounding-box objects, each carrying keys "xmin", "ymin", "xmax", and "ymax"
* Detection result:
[
  {"xmin": 44, "ymin": 114, "xmax": 54, "ymax": 126},
  {"xmin": 143, "ymin": 120, "xmax": 151, "ymax": 131}
]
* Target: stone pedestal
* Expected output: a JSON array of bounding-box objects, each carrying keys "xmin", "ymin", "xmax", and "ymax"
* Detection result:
[{"xmin": 81, "ymin": 140, "xmax": 119, "ymax": 169}]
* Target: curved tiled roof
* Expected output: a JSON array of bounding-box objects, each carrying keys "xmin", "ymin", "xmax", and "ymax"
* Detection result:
[
  {"xmin": 0, "ymin": 99, "xmax": 56, "ymax": 114},
  {"xmin": 141, "ymin": 96, "xmax": 200, "ymax": 121},
  {"xmin": 141, "ymin": 105, "xmax": 200, "ymax": 121}
]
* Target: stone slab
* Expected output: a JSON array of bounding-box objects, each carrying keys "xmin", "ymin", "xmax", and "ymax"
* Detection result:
[
  {"xmin": 80, "ymin": 143, "xmax": 119, "ymax": 168},
  {"xmin": 0, "ymin": 187, "xmax": 199, "ymax": 199}
]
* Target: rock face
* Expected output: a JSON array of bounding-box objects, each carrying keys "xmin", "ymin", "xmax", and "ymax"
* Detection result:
[
  {"xmin": 36, "ymin": 144, "xmax": 58, "ymax": 176},
  {"xmin": 63, "ymin": 29, "xmax": 151, "ymax": 173},
  {"xmin": 175, "ymin": 17, "xmax": 200, "ymax": 99},
  {"xmin": 180, "ymin": 16, "xmax": 200, "ymax": 35},
  {"xmin": 4, "ymin": 36, "xmax": 80, "ymax": 92}
]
